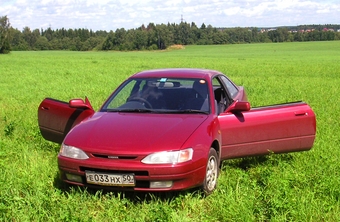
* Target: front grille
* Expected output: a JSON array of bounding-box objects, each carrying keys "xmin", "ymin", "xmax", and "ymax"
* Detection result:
[{"xmin": 92, "ymin": 154, "xmax": 138, "ymax": 159}]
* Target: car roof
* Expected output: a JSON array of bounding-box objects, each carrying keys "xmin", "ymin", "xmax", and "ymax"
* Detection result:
[{"xmin": 130, "ymin": 68, "xmax": 223, "ymax": 79}]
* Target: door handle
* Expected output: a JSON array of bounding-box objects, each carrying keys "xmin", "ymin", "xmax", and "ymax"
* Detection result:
[
  {"xmin": 295, "ymin": 111, "xmax": 307, "ymax": 116},
  {"xmin": 41, "ymin": 106, "xmax": 50, "ymax": 110}
]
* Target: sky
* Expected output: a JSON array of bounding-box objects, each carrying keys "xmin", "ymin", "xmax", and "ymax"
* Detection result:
[{"xmin": 1, "ymin": 0, "xmax": 339, "ymax": 31}]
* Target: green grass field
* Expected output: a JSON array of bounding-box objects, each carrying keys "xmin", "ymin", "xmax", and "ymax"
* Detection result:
[{"xmin": 1, "ymin": 41, "xmax": 340, "ymax": 221}]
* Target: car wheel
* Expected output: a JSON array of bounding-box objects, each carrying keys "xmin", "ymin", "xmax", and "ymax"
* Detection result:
[{"xmin": 202, "ymin": 148, "xmax": 219, "ymax": 195}]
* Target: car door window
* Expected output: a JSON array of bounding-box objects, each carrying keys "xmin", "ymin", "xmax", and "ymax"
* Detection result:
[
  {"xmin": 212, "ymin": 77, "xmax": 230, "ymax": 114},
  {"xmin": 219, "ymin": 75, "xmax": 239, "ymax": 99}
]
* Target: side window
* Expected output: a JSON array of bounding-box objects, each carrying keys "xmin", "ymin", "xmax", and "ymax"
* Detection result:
[
  {"xmin": 220, "ymin": 75, "xmax": 239, "ymax": 99},
  {"xmin": 212, "ymin": 77, "xmax": 229, "ymax": 114},
  {"xmin": 212, "ymin": 77, "xmax": 222, "ymax": 88}
]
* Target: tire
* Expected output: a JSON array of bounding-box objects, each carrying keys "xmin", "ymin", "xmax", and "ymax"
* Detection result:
[{"xmin": 201, "ymin": 148, "xmax": 219, "ymax": 195}]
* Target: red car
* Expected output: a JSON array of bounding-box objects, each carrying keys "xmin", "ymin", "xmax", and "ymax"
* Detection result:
[{"xmin": 38, "ymin": 68, "xmax": 316, "ymax": 195}]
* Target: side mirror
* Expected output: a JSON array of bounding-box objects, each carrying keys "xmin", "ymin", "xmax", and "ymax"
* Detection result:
[
  {"xmin": 225, "ymin": 100, "xmax": 250, "ymax": 113},
  {"xmin": 69, "ymin": 97, "xmax": 94, "ymax": 110}
]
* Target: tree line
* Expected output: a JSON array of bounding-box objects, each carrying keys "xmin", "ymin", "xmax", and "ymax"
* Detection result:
[{"xmin": 1, "ymin": 15, "xmax": 340, "ymax": 53}]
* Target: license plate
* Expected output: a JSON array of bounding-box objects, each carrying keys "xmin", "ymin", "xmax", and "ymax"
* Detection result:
[{"xmin": 85, "ymin": 171, "xmax": 135, "ymax": 186}]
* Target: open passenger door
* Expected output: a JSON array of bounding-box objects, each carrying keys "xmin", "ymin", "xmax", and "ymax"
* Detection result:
[
  {"xmin": 38, "ymin": 97, "xmax": 95, "ymax": 144},
  {"xmin": 219, "ymin": 101, "xmax": 316, "ymax": 159}
]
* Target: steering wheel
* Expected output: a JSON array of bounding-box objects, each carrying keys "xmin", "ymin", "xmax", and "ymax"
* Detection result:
[{"xmin": 128, "ymin": 97, "xmax": 153, "ymax": 108}]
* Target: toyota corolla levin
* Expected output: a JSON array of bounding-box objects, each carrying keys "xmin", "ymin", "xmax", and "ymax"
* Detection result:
[{"xmin": 38, "ymin": 68, "xmax": 316, "ymax": 195}]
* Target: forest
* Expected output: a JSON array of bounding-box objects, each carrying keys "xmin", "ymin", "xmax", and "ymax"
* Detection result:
[{"xmin": 1, "ymin": 15, "xmax": 340, "ymax": 53}]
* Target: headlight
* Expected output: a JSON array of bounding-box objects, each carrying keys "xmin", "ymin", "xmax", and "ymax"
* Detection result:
[
  {"xmin": 60, "ymin": 143, "xmax": 89, "ymax": 160},
  {"xmin": 141, "ymin": 148, "xmax": 193, "ymax": 164}
]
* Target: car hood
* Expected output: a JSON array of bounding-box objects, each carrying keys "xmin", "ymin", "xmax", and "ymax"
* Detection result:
[{"xmin": 64, "ymin": 112, "xmax": 208, "ymax": 154}]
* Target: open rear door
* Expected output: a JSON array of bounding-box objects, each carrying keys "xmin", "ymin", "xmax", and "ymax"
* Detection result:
[{"xmin": 38, "ymin": 98, "xmax": 95, "ymax": 144}]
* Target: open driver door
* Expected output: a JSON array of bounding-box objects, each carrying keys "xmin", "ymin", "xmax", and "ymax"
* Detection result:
[{"xmin": 38, "ymin": 97, "xmax": 95, "ymax": 144}]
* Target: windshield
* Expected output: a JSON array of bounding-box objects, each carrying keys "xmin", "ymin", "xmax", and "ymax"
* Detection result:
[{"xmin": 101, "ymin": 78, "xmax": 210, "ymax": 114}]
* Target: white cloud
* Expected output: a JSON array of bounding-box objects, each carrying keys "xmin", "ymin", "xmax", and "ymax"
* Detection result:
[
  {"xmin": 1, "ymin": 0, "xmax": 339, "ymax": 31},
  {"xmin": 223, "ymin": 7, "xmax": 240, "ymax": 16}
]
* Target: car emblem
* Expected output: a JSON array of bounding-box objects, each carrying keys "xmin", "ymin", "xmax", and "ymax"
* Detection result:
[{"xmin": 108, "ymin": 156, "xmax": 119, "ymax": 159}]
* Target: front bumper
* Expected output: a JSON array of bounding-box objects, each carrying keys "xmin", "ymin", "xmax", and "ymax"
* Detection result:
[{"xmin": 58, "ymin": 155, "xmax": 206, "ymax": 191}]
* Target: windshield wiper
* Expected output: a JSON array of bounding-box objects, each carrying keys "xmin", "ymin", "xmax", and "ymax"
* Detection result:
[
  {"xmin": 106, "ymin": 108, "xmax": 153, "ymax": 113},
  {"xmin": 163, "ymin": 109, "xmax": 209, "ymax": 114},
  {"xmin": 105, "ymin": 108, "xmax": 208, "ymax": 114}
]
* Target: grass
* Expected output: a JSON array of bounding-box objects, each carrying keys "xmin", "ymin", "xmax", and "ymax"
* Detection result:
[{"xmin": 1, "ymin": 41, "xmax": 340, "ymax": 221}]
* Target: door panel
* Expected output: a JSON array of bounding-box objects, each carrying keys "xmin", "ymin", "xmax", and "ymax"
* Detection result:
[
  {"xmin": 219, "ymin": 102, "xmax": 316, "ymax": 159},
  {"xmin": 38, "ymin": 98, "xmax": 94, "ymax": 144}
]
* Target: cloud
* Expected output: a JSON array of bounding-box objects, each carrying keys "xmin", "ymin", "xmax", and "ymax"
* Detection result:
[{"xmin": 1, "ymin": 0, "xmax": 339, "ymax": 31}]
